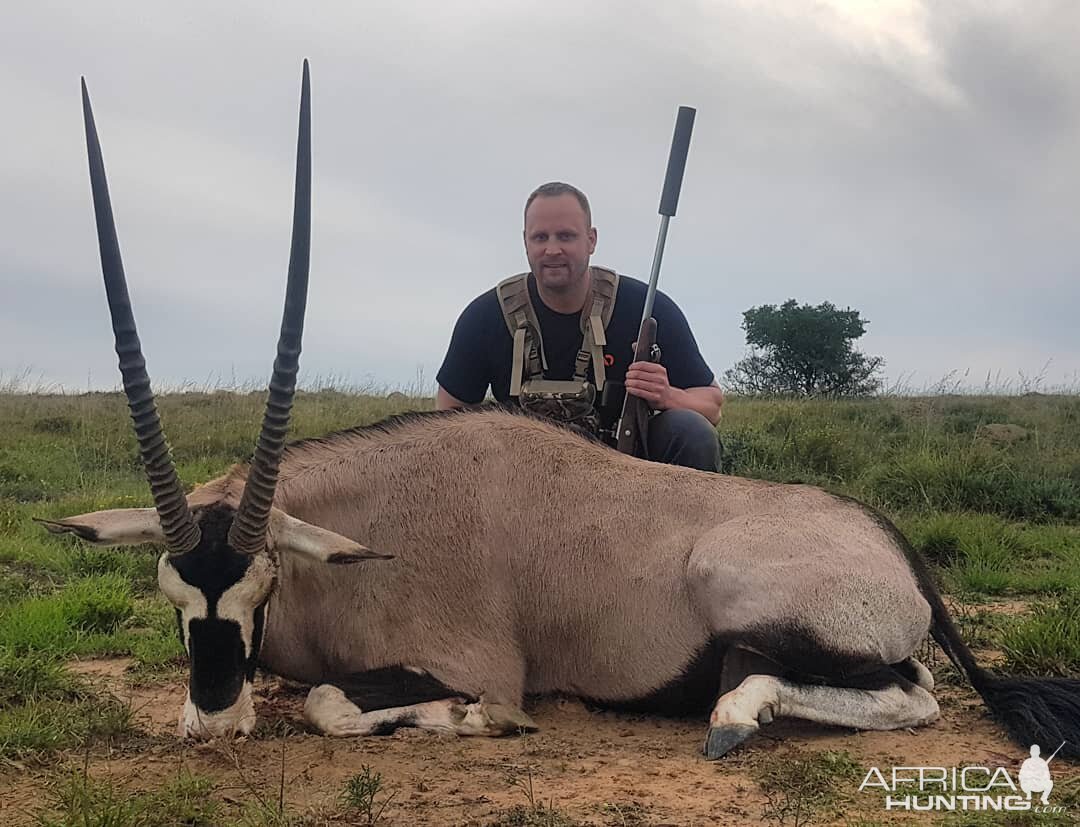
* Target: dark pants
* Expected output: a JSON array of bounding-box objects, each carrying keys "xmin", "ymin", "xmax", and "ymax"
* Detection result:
[{"xmin": 646, "ymin": 409, "xmax": 721, "ymax": 472}]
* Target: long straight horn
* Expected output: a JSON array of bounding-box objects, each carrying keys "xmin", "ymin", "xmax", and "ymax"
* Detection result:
[
  {"xmin": 82, "ymin": 79, "xmax": 201, "ymax": 554},
  {"xmin": 229, "ymin": 60, "xmax": 311, "ymax": 555}
]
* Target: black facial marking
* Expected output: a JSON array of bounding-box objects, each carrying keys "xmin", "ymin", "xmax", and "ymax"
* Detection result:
[
  {"xmin": 166, "ymin": 504, "xmax": 272, "ymax": 712},
  {"xmin": 188, "ymin": 617, "xmax": 248, "ymax": 712}
]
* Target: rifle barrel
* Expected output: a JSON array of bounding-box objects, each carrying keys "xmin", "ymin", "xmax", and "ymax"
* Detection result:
[{"xmin": 640, "ymin": 215, "xmax": 669, "ymax": 324}]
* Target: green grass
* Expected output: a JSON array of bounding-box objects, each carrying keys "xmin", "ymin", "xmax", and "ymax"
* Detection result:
[
  {"xmin": 1, "ymin": 389, "xmax": 1078, "ymax": 763},
  {"xmin": 0, "ymin": 694, "xmax": 134, "ymax": 759},
  {"xmin": 750, "ymin": 747, "xmax": 862, "ymax": 826},
  {"xmin": 1001, "ymin": 592, "xmax": 1080, "ymax": 676},
  {"xmin": 38, "ymin": 771, "xmax": 220, "ymax": 827},
  {"xmin": 897, "ymin": 513, "xmax": 1080, "ymax": 597}
]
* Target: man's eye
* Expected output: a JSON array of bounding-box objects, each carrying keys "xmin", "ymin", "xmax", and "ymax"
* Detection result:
[{"xmin": 558, "ymin": 233, "xmax": 574, "ymax": 241}]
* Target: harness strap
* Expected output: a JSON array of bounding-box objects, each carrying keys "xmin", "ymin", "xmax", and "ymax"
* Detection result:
[
  {"xmin": 577, "ymin": 267, "xmax": 618, "ymax": 390},
  {"xmin": 496, "ymin": 273, "xmax": 545, "ymax": 397},
  {"xmin": 496, "ymin": 267, "xmax": 620, "ymax": 395}
]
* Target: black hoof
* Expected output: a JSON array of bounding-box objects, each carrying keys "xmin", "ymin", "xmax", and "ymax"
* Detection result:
[{"xmin": 703, "ymin": 723, "xmax": 757, "ymax": 759}]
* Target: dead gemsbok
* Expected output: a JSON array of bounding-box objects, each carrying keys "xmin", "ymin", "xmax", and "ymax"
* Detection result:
[{"xmin": 42, "ymin": 63, "xmax": 1080, "ymax": 759}]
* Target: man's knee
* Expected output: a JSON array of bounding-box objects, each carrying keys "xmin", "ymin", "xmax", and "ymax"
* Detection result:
[{"xmin": 647, "ymin": 409, "xmax": 721, "ymax": 472}]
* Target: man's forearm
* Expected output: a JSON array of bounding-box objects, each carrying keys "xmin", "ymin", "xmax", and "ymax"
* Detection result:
[
  {"xmin": 436, "ymin": 386, "xmax": 468, "ymax": 410},
  {"xmin": 664, "ymin": 384, "xmax": 724, "ymax": 426}
]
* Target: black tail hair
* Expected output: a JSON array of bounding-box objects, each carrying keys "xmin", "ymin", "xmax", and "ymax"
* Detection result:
[{"xmin": 886, "ymin": 511, "xmax": 1080, "ymax": 761}]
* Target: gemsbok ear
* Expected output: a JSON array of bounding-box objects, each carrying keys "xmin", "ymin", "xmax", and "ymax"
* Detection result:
[
  {"xmin": 267, "ymin": 511, "xmax": 392, "ymax": 564},
  {"xmin": 35, "ymin": 508, "xmax": 166, "ymax": 546}
]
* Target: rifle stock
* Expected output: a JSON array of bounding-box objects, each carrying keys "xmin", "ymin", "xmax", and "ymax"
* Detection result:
[{"xmin": 615, "ymin": 316, "xmax": 657, "ymax": 457}]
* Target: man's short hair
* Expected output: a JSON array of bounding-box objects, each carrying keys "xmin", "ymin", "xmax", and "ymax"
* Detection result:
[{"xmin": 524, "ymin": 182, "xmax": 592, "ymax": 227}]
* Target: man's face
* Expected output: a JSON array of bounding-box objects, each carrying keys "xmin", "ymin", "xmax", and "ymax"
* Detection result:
[{"xmin": 523, "ymin": 194, "xmax": 597, "ymax": 294}]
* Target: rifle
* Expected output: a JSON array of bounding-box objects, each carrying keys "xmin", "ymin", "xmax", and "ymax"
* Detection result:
[{"xmin": 615, "ymin": 105, "xmax": 696, "ymax": 457}]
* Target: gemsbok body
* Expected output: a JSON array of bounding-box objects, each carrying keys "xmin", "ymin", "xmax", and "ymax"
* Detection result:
[{"xmin": 44, "ymin": 64, "xmax": 1080, "ymax": 759}]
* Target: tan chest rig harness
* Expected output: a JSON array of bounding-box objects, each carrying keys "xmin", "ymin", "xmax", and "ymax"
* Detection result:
[{"xmin": 496, "ymin": 267, "xmax": 619, "ymax": 434}]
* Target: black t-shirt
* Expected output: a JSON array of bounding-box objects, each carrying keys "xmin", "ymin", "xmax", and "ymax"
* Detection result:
[{"xmin": 437, "ymin": 272, "xmax": 715, "ymax": 430}]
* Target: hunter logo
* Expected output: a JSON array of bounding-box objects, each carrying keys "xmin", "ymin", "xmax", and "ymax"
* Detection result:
[{"xmin": 858, "ymin": 742, "xmax": 1068, "ymax": 814}]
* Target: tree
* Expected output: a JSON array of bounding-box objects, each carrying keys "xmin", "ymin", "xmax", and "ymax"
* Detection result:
[{"xmin": 724, "ymin": 299, "xmax": 884, "ymax": 396}]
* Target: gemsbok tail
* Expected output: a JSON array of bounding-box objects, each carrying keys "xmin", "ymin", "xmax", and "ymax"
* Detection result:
[{"xmin": 898, "ymin": 523, "xmax": 1080, "ymax": 761}]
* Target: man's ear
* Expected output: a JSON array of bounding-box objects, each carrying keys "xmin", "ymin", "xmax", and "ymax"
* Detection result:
[
  {"xmin": 268, "ymin": 510, "xmax": 393, "ymax": 565},
  {"xmin": 588, "ymin": 226, "xmax": 597, "ymax": 254},
  {"xmin": 35, "ymin": 508, "xmax": 165, "ymax": 546}
]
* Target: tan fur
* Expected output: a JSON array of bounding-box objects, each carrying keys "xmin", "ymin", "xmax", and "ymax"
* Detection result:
[{"xmin": 198, "ymin": 408, "xmax": 931, "ymax": 706}]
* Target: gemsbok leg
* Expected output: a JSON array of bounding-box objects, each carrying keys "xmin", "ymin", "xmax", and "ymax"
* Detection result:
[
  {"xmin": 303, "ymin": 685, "xmax": 537, "ymax": 737},
  {"xmin": 704, "ymin": 670, "xmax": 939, "ymax": 758},
  {"xmin": 687, "ymin": 512, "xmax": 938, "ymax": 757}
]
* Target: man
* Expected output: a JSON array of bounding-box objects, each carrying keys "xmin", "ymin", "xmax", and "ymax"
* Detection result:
[{"xmin": 436, "ymin": 182, "xmax": 723, "ymax": 472}]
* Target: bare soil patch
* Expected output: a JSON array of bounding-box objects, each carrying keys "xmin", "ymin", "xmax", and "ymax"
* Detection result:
[
  {"xmin": 8, "ymin": 660, "xmax": 1080, "ymax": 827},
  {"xmin": 4, "ymin": 658, "xmax": 1077, "ymax": 825}
]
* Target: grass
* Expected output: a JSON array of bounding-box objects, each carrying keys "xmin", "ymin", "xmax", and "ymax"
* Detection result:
[
  {"xmin": 0, "ymin": 694, "xmax": 134, "ymax": 758},
  {"xmin": 750, "ymin": 747, "xmax": 862, "ymax": 826},
  {"xmin": 0, "ymin": 388, "xmax": 1078, "ymax": 766},
  {"xmin": 482, "ymin": 805, "xmax": 579, "ymax": 826},
  {"xmin": 1000, "ymin": 592, "xmax": 1080, "ymax": 676},
  {"xmin": 341, "ymin": 766, "xmax": 397, "ymax": 825},
  {"xmin": 38, "ymin": 771, "xmax": 220, "ymax": 827},
  {"xmin": 33, "ymin": 760, "xmax": 584, "ymax": 827}
]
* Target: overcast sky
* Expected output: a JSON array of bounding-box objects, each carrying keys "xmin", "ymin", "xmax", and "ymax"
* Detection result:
[{"xmin": 2, "ymin": 0, "xmax": 1077, "ymax": 395}]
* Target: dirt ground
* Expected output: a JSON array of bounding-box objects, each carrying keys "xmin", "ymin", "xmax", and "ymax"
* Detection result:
[{"xmin": 3, "ymin": 654, "xmax": 1077, "ymax": 826}]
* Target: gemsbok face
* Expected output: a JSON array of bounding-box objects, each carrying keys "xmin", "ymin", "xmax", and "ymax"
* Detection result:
[{"xmin": 38, "ymin": 61, "xmax": 387, "ymax": 739}]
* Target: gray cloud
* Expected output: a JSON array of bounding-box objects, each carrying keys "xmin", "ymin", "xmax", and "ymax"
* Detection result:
[{"xmin": 2, "ymin": 0, "xmax": 1077, "ymax": 394}]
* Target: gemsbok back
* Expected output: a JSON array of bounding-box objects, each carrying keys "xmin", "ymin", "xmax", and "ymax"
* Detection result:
[{"xmin": 42, "ymin": 62, "xmax": 1080, "ymax": 759}]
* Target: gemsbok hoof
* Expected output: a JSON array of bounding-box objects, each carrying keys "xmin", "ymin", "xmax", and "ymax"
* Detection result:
[
  {"xmin": 450, "ymin": 701, "xmax": 538, "ymax": 736},
  {"xmin": 485, "ymin": 703, "xmax": 539, "ymax": 734},
  {"xmin": 703, "ymin": 723, "xmax": 757, "ymax": 759}
]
